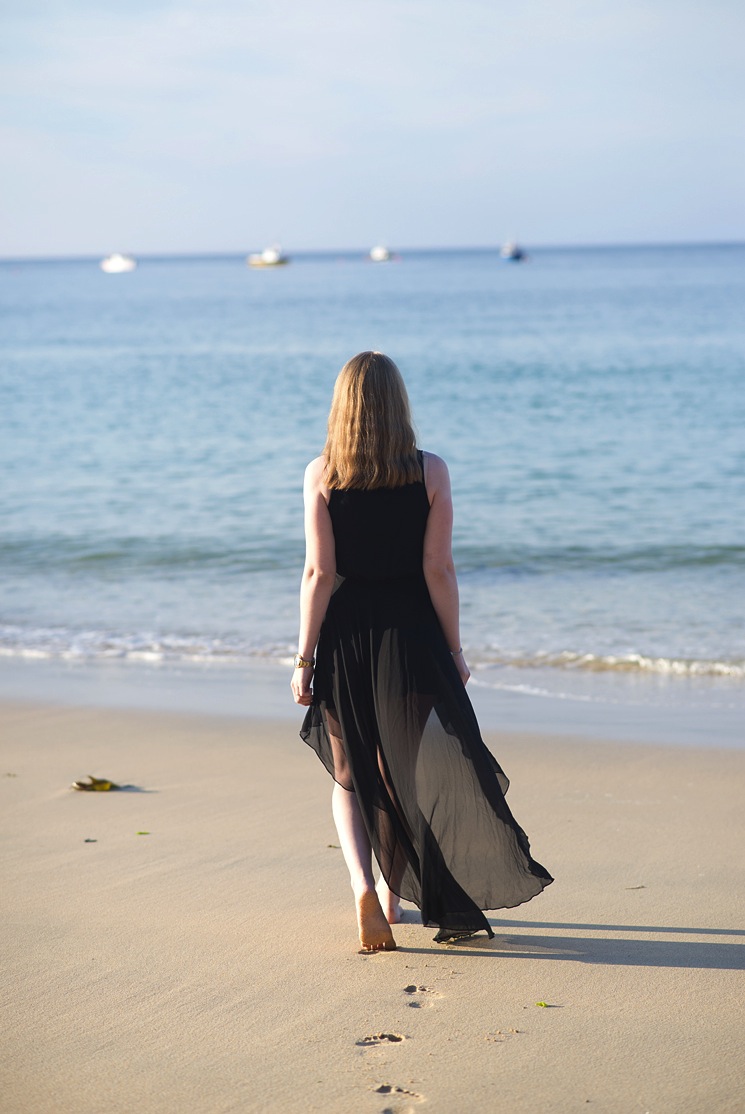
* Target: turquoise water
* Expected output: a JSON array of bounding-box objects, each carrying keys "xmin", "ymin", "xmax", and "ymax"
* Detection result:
[{"xmin": 1, "ymin": 245, "xmax": 743, "ymax": 731}]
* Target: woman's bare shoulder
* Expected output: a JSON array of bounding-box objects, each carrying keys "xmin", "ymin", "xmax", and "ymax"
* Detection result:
[
  {"xmin": 421, "ymin": 451, "xmax": 451, "ymax": 502},
  {"xmin": 304, "ymin": 456, "xmax": 331, "ymax": 501},
  {"xmin": 422, "ymin": 450, "xmax": 448, "ymax": 469},
  {"xmin": 422, "ymin": 450, "xmax": 450, "ymax": 483},
  {"xmin": 304, "ymin": 456, "xmax": 326, "ymax": 482}
]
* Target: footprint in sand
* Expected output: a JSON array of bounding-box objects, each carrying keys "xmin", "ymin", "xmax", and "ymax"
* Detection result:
[
  {"xmin": 403, "ymin": 984, "xmax": 440, "ymax": 1008},
  {"xmin": 373, "ymin": 1082, "xmax": 424, "ymax": 1108},
  {"xmin": 485, "ymin": 1027, "xmax": 523, "ymax": 1043},
  {"xmin": 374, "ymin": 1083, "xmax": 422, "ymax": 1097},
  {"xmin": 356, "ymin": 1032, "xmax": 406, "ymax": 1047}
]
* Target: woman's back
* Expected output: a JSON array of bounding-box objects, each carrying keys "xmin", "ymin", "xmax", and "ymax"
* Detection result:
[{"xmin": 329, "ymin": 459, "xmax": 430, "ymax": 581}]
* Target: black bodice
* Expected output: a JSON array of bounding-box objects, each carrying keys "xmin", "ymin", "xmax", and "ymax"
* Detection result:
[{"xmin": 328, "ymin": 459, "xmax": 430, "ymax": 581}]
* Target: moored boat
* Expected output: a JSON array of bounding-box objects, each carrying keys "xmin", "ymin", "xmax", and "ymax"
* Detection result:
[
  {"xmin": 247, "ymin": 245, "xmax": 289, "ymax": 267},
  {"xmin": 500, "ymin": 241, "xmax": 527, "ymax": 262},
  {"xmin": 100, "ymin": 253, "xmax": 137, "ymax": 273}
]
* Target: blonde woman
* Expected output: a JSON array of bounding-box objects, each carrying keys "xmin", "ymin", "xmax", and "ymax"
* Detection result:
[{"xmin": 292, "ymin": 352, "xmax": 552, "ymax": 952}]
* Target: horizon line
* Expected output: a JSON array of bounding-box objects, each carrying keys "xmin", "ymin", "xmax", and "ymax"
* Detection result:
[{"xmin": 2, "ymin": 238, "xmax": 744, "ymax": 264}]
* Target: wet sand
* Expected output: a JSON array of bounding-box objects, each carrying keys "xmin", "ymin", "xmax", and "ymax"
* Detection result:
[{"xmin": 1, "ymin": 700, "xmax": 743, "ymax": 1113}]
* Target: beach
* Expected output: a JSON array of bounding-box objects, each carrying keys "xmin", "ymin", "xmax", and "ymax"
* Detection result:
[
  {"xmin": 2, "ymin": 245, "xmax": 744, "ymax": 1110},
  {"xmin": 2, "ymin": 696, "xmax": 743, "ymax": 1114}
]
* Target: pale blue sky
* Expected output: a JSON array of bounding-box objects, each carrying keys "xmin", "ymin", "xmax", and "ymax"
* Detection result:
[{"xmin": 2, "ymin": 0, "xmax": 743, "ymax": 256}]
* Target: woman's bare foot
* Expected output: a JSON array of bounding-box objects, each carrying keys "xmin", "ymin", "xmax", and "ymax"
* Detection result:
[
  {"xmin": 356, "ymin": 890, "xmax": 397, "ymax": 952},
  {"xmin": 376, "ymin": 877, "xmax": 403, "ymax": 924}
]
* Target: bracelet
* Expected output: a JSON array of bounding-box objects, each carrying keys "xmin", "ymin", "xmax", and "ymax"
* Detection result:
[
  {"xmin": 450, "ymin": 647, "xmax": 463, "ymax": 656},
  {"xmin": 293, "ymin": 654, "xmax": 315, "ymax": 669}
]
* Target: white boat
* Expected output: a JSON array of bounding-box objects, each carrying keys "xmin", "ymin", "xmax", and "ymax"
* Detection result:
[
  {"xmin": 247, "ymin": 245, "xmax": 289, "ymax": 267},
  {"xmin": 369, "ymin": 245, "xmax": 391, "ymax": 262},
  {"xmin": 500, "ymin": 241, "xmax": 527, "ymax": 262},
  {"xmin": 100, "ymin": 253, "xmax": 137, "ymax": 273}
]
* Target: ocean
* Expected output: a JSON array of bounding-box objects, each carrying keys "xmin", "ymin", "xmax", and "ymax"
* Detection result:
[{"xmin": 1, "ymin": 244, "xmax": 743, "ymax": 743}]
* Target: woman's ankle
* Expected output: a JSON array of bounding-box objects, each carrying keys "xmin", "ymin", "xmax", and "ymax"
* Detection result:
[{"xmin": 351, "ymin": 879, "xmax": 376, "ymax": 901}]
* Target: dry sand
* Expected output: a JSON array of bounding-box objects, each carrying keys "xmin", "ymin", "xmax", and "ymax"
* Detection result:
[{"xmin": 1, "ymin": 700, "xmax": 744, "ymax": 1114}]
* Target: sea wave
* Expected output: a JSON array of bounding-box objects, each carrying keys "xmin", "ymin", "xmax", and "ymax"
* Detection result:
[
  {"xmin": 456, "ymin": 543, "xmax": 745, "ymax": 575},
  {"xmin": 1, "ymin": 538, "xmax": 743, "ymax": 577},
  {"xmin": 0, "ymin": 537, "xmax": 303, "ymax": 576},
  {"xmin": 0, "ymin": 624, "xmax": 283, "ymax": 664},
  {"xmin": 477, "ymin": 650, "xmax": 745, "ymax": 678},
  {"xmin": 1, "ymin": 623, "xmax": 742, "ymax": 679}
]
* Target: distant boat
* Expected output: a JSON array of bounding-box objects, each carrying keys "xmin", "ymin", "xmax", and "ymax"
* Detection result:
[
  {"xmin": 247, "ymin": 245, "xmax": 289, "ymax": 268},
  {"xmin": 100, "ymin": 253, "xmax": 137, "ymax": 273},
  {"xmin": 369, "ymin": 245, "xmax": 391, "ymax": 263},
  {"xmin": 500, "ymin": 241, "xmax": 527, "ymax": 262}
]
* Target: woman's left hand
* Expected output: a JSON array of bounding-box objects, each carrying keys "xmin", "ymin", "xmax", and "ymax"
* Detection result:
[
  {"xmin": 291, "ymin": 665, "xmax": 314, "ymax": 705},
  {"xmin": 454, "ymin": 653, "xmax": 470, "ymax": 686}
]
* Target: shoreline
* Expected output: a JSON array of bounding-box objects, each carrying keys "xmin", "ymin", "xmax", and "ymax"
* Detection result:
[
  {"xmin": 1, "ymin": 654, "xmax": 742, "ymax": 749},
  {"xmin": 4, "ymin": 240, "xmax": 744, "ymax": 265},
  {"xmin": 2, "ymin": 699, "xmax": 743, "ymax": 1113}
]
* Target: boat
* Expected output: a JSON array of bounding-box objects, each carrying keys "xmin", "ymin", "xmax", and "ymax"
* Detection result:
[
  {"xmin": 100, "ymin": 253, "xmax": 137, "ymax": 273},
  {"xmin": 500, "ymin": 241, "xmax": 527, "ymax": 262},
  {"xmin": 247, "ymin": 245, "xmax": 289, "ymax": 267},
  {"xmin": 369, "ymin": 245, "xmax": 391, "ymax": 263}
]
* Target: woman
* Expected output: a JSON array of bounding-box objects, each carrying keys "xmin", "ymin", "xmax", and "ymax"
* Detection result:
[{"xmin": 291, "ymin": 352, "xmax": 552, "ymax": 952}]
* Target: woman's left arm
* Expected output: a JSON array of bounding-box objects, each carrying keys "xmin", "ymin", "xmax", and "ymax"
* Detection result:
[{"xmin": 292, "ymin": 458, "xmax": 336, "ymax": 706}]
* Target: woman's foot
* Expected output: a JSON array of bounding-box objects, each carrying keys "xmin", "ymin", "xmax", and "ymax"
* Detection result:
[
  {"xmin": 356, "ymin": 890, "xmax": 397, "ymax": 952},
  {"xmin": 376, "ymin": 877, "xmax": 403, "ymax": 924}
]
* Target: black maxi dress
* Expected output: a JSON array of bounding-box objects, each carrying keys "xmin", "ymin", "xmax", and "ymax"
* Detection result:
[{"xmin": 301, "ymin": 454, "xmax": 553, "ymax": 936}]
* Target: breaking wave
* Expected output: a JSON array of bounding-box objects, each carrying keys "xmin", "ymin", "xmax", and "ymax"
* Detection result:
[{"xmin": 1, "ymin": 624, "xmax": 742, "ymax": 678}]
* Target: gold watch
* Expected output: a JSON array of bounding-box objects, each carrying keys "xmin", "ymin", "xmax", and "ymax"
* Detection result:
[{"xmin": 293, "ymin": 654, "xmax": 315, "ymax": 669}]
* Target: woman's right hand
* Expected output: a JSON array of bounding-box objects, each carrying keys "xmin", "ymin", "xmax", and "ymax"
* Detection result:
[{"xmin": 291, "ymin": 665, "xmax": 315, "ymax": 705}]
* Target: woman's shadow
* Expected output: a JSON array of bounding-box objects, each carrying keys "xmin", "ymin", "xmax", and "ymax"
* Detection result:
[{"xmin": 396, "ymin": 914, "xmax": 745, "ymax": 970}]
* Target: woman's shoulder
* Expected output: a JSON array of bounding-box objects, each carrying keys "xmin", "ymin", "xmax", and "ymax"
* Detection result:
[
  {"xmin": 421, "ymin": 451, "xmax": 451, "ymax": 503},
  {"xmin": 304, "ymin": 456, "xmax": 331, "ymax": 501},
  {"xmin": 304, "ymin": 455, "xmax": 326, "ymax": 481},
  {"xmin": 421, "ymin": 450, "xmax": 450, "ymax": 482}
]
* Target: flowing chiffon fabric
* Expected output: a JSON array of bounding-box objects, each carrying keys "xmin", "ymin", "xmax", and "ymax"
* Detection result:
[{"xmin": 301, "ymin": 456, "xmax": 552, "ymax": 935}]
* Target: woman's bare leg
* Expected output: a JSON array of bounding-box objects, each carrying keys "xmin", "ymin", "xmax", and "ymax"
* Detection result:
[
  {"xmin": 376, "ymin": 874, "xmax": 403, "ymax": 924},
  {"xmin": 331, "ymin": 782, "xmax": 396, "ymax": 952},
  {"xmin": 373, "ymin": 748, "xmax": 410, "ymax": 926}
]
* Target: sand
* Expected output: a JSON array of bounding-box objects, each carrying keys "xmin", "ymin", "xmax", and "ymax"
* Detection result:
[{"xmin": 1, "ymin": 699, "xmax": 744, "ymax": 1114}]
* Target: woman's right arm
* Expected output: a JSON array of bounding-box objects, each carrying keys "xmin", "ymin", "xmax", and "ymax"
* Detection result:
[
  {"xmin": 422, "ymin": 453, "xmax": 470, "ymax": 685},
  {"xmin": 292, "ymin": 457, "xmax": 337, "ymax": 706}
]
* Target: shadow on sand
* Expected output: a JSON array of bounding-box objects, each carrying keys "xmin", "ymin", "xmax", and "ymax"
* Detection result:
[{"xmin": 393, "ymin": 917, "xmax": 745, "ymax": 970}]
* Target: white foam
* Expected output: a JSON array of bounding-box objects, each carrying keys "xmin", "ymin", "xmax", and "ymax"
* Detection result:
[
  {"xmin": 470, "ymin": 677, "xmax": 597, "ymax": 703},
  {"xmin": 474, "ymin": 649, "xmax": 745, "ymax": 679},
  {"xmin": 1, "ymin": 624, "xmax": 743, "ymax": 684}
]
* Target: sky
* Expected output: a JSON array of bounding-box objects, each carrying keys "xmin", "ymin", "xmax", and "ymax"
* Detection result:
[{"xmin": 1, "ymin": 0, "xmax": 744, "ymax": 256}]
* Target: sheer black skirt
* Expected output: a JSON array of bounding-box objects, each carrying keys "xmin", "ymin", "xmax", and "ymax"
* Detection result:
[{"xmin": 301, "ymin": 572, "xmax": 553, "ymax": 935}]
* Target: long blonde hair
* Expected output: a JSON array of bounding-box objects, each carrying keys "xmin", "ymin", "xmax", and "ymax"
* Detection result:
[{"xmin": 323, "ymin": 352, "xmax": 420, "ymax": 490}]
